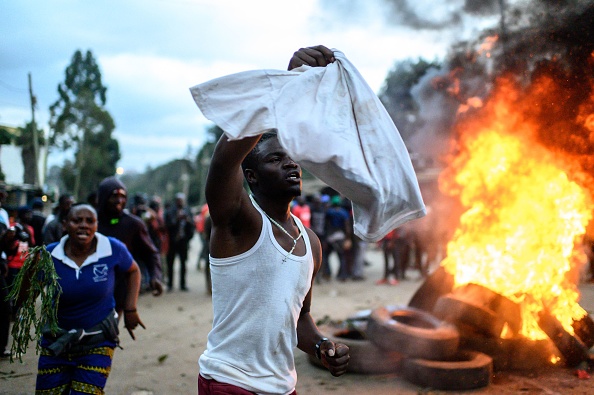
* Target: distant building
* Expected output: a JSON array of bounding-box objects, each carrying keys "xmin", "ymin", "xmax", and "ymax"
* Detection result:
[{"xmin": 0, "ymin": 124, "xmax": 46, "ymax": 207}]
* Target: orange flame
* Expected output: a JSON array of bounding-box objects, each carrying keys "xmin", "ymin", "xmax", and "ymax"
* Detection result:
[{"xmin": 439, "ymin": 79, "xmax": 593, "ymax": 340}]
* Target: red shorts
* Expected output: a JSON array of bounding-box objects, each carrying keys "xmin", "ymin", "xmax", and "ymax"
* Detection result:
[{"xmin": 198, "ymin": 374, "xmax": 297, "ymax": 395}]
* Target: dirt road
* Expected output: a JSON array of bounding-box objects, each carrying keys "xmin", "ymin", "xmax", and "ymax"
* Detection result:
[{"xmin": 2, "ymin": 239, "xmax": 594, "ymax": 394}]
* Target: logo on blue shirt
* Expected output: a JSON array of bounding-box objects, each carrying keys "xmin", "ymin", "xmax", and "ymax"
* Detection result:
[{"xmin": 93, "ymin": 264, "xmax": 108, "ymax": 282}]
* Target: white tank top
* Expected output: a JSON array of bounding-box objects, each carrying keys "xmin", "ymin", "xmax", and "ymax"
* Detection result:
[{"xmin": 199, "ymin": 197, "xmax": 314, "ymax": 395}]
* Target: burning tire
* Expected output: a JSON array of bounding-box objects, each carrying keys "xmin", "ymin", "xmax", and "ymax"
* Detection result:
[
  {"xmin": 366, "ymin": 306, "xmax": 459, "ymax": 360},
  {"xmin": 401, "ymin": 350, "xmax": 492, "ymax": 391},
  {"xmin": 452, "ymin": 283, "xmax": 522, "ymax": 336},
  {"xmin": 408, "ymin": 266, "xmax": 454, "ymax": 312},
  {"xmin": 573, "ymin": 313, "xmax": 594, "ymax": 349},
  {"xmin": 308, "ymin": 324, "xmax": 404, "ymax": 374},
  {"xmin": 433, "ymin": 293, "xmax": 506, "ymax": 338}
]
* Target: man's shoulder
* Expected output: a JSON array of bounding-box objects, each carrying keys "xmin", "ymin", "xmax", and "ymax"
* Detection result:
[
  {"xmin": 120, "ymin": 212, "xmax": 145, "ymax": 228},
  {"xmin": 45, "ymin": 218, "xmax": 60, "ymax": 229}
]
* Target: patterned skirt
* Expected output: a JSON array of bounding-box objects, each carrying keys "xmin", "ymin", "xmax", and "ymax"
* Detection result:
[{"xmin": 35, "ymin": 340, "xmax": 116, "ymax": 395}]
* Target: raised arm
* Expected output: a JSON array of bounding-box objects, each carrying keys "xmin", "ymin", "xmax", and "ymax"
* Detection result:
[{"xmin": 205, "ymin": 134, "xmax": 263, "ymax": 257}]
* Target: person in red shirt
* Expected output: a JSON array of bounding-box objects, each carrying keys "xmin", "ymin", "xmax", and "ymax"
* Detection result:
[
  {"xmin": 291, "ymin": 196, "xmax": 315, "ymax": 280},
  {"xmin": 3, "ymin": 206, "xmax": 35, "ymax": 319},
  {"xmin": 291, "ymin": 196, "xmax": 311, "ymax": 228}
]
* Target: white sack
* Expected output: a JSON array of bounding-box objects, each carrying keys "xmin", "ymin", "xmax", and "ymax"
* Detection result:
[{"xmin": 190, "ymin": 50, "xmax": 426, "ymax": 242}]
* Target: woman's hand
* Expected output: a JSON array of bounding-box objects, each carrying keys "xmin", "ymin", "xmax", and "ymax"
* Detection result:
[{"xmin": 123, "ymin": 310, "xmax": 146, "ymax": 340}]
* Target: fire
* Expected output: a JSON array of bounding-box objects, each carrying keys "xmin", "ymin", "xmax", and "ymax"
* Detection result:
[{"xmin": 439, "ymin": 79, "xmax": 593, "ymax": 340}]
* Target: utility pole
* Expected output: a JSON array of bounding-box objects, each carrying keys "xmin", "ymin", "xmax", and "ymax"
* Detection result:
[{"xmin": 28, "ymin": 72, "xmax": 40, "ymax": 187}]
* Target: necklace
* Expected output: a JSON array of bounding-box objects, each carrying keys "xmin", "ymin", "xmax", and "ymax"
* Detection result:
[{"xmin": 251, "ymin": 196, "xmax": 302, "ymax": 263}]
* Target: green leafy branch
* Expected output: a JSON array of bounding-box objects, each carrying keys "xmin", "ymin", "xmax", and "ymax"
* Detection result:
[{"xmin": 6, "ymin": 245, "xmax": 62, "ymax": 363}]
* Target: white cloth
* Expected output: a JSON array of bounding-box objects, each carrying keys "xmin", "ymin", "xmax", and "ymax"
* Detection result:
[{"xmin": 190, "ymin": 50, "xmax": 426, "ymax": 242}]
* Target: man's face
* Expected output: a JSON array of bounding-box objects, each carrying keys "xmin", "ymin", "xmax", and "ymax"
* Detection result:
[
  {"xmin": 254, "ymin": 137, "xmax": 302, "ymax": 197},
  {"xmin": 60, "ymin": 197, "xmax": 74, "ymax": 213},
  {"xmin": 106, "ymin": 188, "xmax": 127, "ymax": 216}
]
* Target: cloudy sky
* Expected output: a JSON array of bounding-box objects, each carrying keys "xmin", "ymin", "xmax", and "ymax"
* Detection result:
[{"xmin": 0, "ymin": 0, "xmax": 497, "ymax": 173}]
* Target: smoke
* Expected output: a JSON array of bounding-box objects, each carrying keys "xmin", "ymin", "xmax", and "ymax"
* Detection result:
[
  {"xmin": 319, "ymin": 0, "xmax": 467, "ymax": 31},
  {"xmin": 402, "ymin": 1, "xmax": 593, "ymax": 177},
  {"xmin": 382, "ymin": 0, "xmax": 462, "ymax": 30},
  {"xmin": 407, "ymin": 68, "xmax": 458, "ymax": 166},
  {"xmin": 321, "ymin": 0, "xmax": 594, "ymax": 186},
  {"xmin": 462, "ymin": 0, "xmax": 500, "ymax": 15}
]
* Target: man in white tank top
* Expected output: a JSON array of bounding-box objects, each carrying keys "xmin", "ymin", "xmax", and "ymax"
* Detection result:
[{"xmin": 197, "ymin": 46, "xmax": 350, "ymax": 395}]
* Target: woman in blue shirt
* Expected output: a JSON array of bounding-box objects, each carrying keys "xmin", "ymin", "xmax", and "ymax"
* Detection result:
[{"xmin": 32, "ymin": 203, "xmax": 144, "ymax": 394}]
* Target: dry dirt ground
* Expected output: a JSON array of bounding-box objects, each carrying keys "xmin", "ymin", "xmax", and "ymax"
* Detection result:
[{"xmin": 2, "ymin": 238, "xmax": 594, "ymax": 394}]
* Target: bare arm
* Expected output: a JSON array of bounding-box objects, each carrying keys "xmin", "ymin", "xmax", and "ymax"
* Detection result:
[
  {"xmin": 123, "ymin": 260, "xmax": 145, "ymax": 340},
  {"xmin": 205, "ymin": 134, "xmax": 263, "ymax": 257},
  {"xmin": 297, "ymin": 229, "xmax": 349, "ymax": 376},
  {"xmin": 134, "ymin": 221, "xmax": 163, "ymax": 296}
]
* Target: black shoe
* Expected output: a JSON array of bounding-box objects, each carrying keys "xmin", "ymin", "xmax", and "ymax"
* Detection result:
[
  {"xmin": 1, "ymin": 350, "xmax": 12, "ymax": 358},
  {"xmin": 180, "ymin": 287, "xmax": 189, "ymax": 292}
]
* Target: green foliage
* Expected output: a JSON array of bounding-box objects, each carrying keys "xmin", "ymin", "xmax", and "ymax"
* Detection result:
[
  {"xmin": 0, "ymin": 126, "xmax": 14, "ymax": 145},
  {"xmin": 49, "ymin": 50, "xmax": 119, "ymax": 199},
  {"xmin": 7, "ymin": 246, "xmax": 62, "ymax": 363},
  {"xmin": 16, "ymin": 121, "xmax": 45, "ymax": 185},
  {"xmin": 16, "ymin": 121, "xmax": 45, "ymax": 148}
]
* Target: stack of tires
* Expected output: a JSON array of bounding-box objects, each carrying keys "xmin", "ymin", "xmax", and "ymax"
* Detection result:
[
  {"xmin": 310, "ymin": 305, "xmax": 493, "ymax": 391},
  {"xmin": 432, "ymin": 283, "xmax": 594, "ymax": 370}
]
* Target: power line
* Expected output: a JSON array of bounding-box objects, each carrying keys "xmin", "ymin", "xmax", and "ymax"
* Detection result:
[
  {"xmin": 0, "ymin": 79, "xmax": 28, "ymax": 94},
  {"xmin": 0, "ymin": 97, "xmax": 29, "ymax": 108}
]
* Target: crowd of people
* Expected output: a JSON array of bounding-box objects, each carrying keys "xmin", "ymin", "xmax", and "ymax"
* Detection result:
[
  {"xmin": 0, "ymin": 176, "xmax": 209, "ymax": 393},
  {"xmin": 0, "ymin": 170, "xmax": 440, "ymax": 392},
  {"xmin": 290, "ymin": 192, "xmax": 441, "ymax": 286}
]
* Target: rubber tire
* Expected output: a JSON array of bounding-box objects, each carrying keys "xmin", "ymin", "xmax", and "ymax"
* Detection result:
[
  {"xmin": 452, "ymin": 283, "xmax": 522, "ymax": 336},
  {"xmin": 459, "ymin": 334, "xmax": 556, "ymax": 371},
  {"xmin": 307, "ymin": 325, "xmax": 404, "ymax": 375},
  {"xmin": 433, "ymin": 293, "xmax": 506, "ymax": 338},
  {"xmin": 408, "ymin": 266, "xmax": 454, "ymax": 312},
  {"xmin": 366, "ymin": 306, "xmax": 459, "ymax": 360},
  {"xmin": 401, "ymin": 350, "xmax": 493, "ymax": 390},
  {"xmin": 573, "ymin": 313, "xmax": 594, "ymax": 349},
  {"xmin": 342, "ymin": 309, "xmax": 373, "ymax": 332}
]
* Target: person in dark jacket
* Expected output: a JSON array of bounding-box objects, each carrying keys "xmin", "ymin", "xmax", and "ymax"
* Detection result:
[
  {"xmin": 96, "ymin": 177, "xmax": 163, "ymax": 315},
  {"xmin": 30, "ymin": 198, "xmax": 46, "ymax": 247},
  {"xmin": 164, "ymin": 192, "xmax": 195, "ymax": 291}
]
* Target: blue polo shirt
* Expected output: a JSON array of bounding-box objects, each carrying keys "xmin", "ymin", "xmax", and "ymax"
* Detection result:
[{"xmin": 47, "ymin": 233, "xmax": 133, "ymax": 330}]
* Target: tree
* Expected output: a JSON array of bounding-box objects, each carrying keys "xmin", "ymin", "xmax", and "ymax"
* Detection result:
[
  {"xmin": 49, "ymin": 49, "xmax": 120, "ymax": 199},
  {"xmin": 191, "ymin": 125, "xmax": 224, "ymax": 204},
  {"xmin": 16, "ymin": 121, "xmax": 45, "ymax": 185}
]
